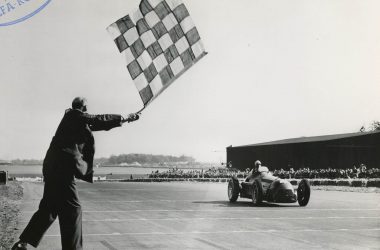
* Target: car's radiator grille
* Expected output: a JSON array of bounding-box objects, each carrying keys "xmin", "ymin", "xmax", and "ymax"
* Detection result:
[
  {"xmin": 274, "ymin": 189, "xmax": 297, "ymax": 203},
  {"xmin": 278, "ymin": 189, "xmax": 294, "ymax": 196}
]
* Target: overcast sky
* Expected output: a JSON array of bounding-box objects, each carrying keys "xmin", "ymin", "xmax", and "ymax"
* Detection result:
[{"xmin": 0, "ymin": 0, "xmax": 379, "ymax": 162}]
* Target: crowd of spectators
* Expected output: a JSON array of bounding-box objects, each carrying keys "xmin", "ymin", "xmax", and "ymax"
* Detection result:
[
  {"xmin": 273, "ymin": 164, "xmax": 380, "ymax": 179},
  {"xmin": 149, "ymin": 164, "xmax": 380, "ymax": 179},
  {"xmin": 149, "ymin": 167, "xmax": 235, "ymax": 179}
]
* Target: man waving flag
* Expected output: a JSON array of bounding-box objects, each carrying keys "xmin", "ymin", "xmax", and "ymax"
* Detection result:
[{"xmin": 107, "ymin": 0, "xmax": 207, "ymax": 110}]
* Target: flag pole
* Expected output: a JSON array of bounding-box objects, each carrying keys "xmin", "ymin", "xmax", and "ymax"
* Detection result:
[{"xmin": 136, "ymin": 105, "xmax": 146, "ymax": 114}]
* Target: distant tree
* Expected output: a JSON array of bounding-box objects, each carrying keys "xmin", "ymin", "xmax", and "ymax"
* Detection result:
[
  {"xmin": 359, "ymin": 121, "xmax": 380, "ymax": 132},
  {"xmin": 359, "ymin": 126, "xmax": 366, "ymax": 132},
  {"xmin": 11, "ymin": 159, "xmax": 43, "ymax": 165},
  {"xmin": 369, "ymin": 121, "xmax": 380, "ymax": 131},
  {"xmin": 98, "ymin": 154, "xmax": 196, "ymax": 165}
]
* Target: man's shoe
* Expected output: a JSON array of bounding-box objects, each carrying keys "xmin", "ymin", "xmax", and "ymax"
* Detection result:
[{"xmin": 11, "ymin": 241, "xmax": 27, "ymax": 250}]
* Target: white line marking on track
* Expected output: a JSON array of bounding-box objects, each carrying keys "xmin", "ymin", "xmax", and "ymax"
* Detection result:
[
  {"xmin": 23, "ymin": 208, "xmax": 380, "ymax": 213},
  {"xmin": 79, "ymin": 189, "xmax": 197, "ymax": 192},
  {"xmin": 82, "ymin": 199, "xmax": 197, "ymax": 203},
  {"xmin": 20, "ymin": 216, "xmax": 380, "ymax": 223},
  {"xmin": 44, "ymin": 228, "xmax": 380, "ymax": 237},
  {"xmin": 79, "ymin": 216, "xmax": 380, "ymax": 222},
  {"xmin": 21, "ymin": 199, "xmax": 197, "ymax": 204},
  {"xmin": 79, "ymin": 189, "xmax": 150, "ymax": 191},
  {"xmin": 21, "ymin": 199, "xmax": 201, "ymax": 204},
  {"xmin": 84, "ymin": 208, "xmax": 380, "ymax": 213}
]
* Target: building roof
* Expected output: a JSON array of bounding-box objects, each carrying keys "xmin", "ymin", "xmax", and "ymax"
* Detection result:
[{"xmin": 233, "ymin": 130, "xmax": 380, "ymax": 148}]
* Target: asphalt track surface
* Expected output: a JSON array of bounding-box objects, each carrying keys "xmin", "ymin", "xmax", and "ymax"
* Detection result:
[{"xmin": 19, "ymin": 182, "xmax": 380, "ymax": 250}]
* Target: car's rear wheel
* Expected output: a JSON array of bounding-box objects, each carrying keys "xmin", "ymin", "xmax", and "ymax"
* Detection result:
[
  {"xmin": 228, "ymin": 177, "xmax": 240, "ymax": 202},
  {"xmin": 251, "ymin": 179, "xmax": 263, "ymax": 206},
  {"xmin": 297, "ymin": 179, "xmax": 311, "ymax": 206}
]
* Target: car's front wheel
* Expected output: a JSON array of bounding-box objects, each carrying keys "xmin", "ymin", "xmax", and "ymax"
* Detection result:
[
  {"xmin": 228, "ymin": 177, "xmax": 240, "ymax": 202},
  {"xmin": 251, "ymin": 179, "xmax": 263, "ymax": 206},
  {"xmin": 297, "ymin": 179, "xmax": 311, "ymax": 206}
]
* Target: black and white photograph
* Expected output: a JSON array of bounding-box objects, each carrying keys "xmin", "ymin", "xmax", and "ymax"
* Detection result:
[{"xmin": 1, "ymin": 0, "xmax": 379, "ymax": 249}]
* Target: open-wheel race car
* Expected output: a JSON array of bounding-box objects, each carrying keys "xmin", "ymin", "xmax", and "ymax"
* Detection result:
[{"xmin": 228, "ymin": 166, "xmax": 311, "ymax": 206}]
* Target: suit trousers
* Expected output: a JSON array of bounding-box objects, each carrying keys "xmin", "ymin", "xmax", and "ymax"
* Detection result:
[{"xmin": 19, "ymin": 176, "xmax": 82, "ymax": 250}]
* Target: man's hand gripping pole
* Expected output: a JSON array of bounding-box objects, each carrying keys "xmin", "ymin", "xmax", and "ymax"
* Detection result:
[{"xmin": 122, "ymin": 112, "xmax": 140, "ymax": 123}]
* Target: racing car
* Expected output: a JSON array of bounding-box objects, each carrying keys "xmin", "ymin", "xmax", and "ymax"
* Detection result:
[{"xmin": 227, "ymin": 166, "xmax": 310, "ymax": 206}]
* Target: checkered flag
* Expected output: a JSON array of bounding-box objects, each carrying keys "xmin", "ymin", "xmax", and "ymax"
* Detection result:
[{"xmin": 107, "ymin": 0, "xmax": 207, "ymax": 109}]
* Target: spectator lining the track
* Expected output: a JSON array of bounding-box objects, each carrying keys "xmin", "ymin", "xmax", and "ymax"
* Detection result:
[{"xmin": 148, "ymin": 164, "xmax": 380, "ymax": 179}]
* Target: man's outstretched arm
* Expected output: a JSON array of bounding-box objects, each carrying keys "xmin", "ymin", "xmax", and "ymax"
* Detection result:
[{"xmin": 87, "ymin": 112, "xmax": 139, "ymax": 131}]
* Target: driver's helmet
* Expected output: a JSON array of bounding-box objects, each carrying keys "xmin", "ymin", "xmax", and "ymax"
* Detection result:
[{"xmin": 254, "ymin": 160, "xmax": 262, "ymax": 168}]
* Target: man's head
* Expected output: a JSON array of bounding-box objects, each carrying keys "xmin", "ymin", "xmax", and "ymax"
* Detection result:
[
  {"xmin": 254, "ymin": 160, "xmax": 261, "ymax": 170},
  {"xmin": 72, "ymin": 97, "xmax": 87, "ymax": 112}
]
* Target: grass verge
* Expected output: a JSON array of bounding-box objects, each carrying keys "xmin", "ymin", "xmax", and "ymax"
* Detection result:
[{"xmin": 0, "ymin": 181, "xmax": 23, "ymax": 250}]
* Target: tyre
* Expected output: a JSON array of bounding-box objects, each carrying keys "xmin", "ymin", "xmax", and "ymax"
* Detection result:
[
  {"xmin": 228, "ymin": 177, "xmax": 240, "ymax": 202},
  {"xmin": 297, "ymin": 179, "xmax": 311, "ymax": 206},
  {"xmin": 251, "ymin": 179, "xmax": 263, "ymax": 206}
]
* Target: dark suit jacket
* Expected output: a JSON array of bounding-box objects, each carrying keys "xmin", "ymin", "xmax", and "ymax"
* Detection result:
[{"xmin": 43, "ymin": 109, "xmax": 122, "ymax": 183}]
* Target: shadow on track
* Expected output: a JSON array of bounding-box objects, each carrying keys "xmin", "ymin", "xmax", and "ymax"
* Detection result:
[{"xmin": 192, "ymin": 200, "xmax": 298, "ymax": 208}]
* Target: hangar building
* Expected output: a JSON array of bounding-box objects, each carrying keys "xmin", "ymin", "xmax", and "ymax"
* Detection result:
[{"xmin": 226, "ymin": 131, "xmax": 380, "ymax": 171}]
